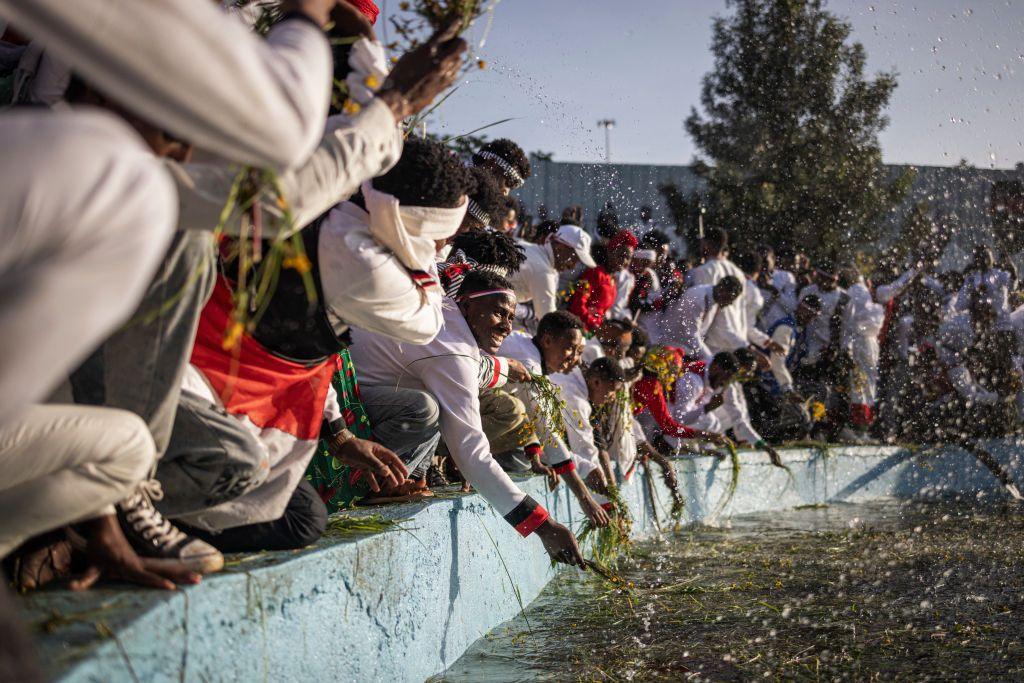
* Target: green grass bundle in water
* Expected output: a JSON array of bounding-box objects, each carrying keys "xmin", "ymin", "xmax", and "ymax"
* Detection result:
[
  {"xmin": 710, "ymin": 441, "xmax": 741, "ymax": 519},
  {"xmin": 578, "ymin": 483, "xmax": 633, "ymax": 568}
]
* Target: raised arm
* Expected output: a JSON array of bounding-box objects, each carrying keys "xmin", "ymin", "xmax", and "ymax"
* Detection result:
[
  {"xmin": 171, "ymin": 102, "xmax": 402, "ymax": 235},
  {"xmin": 1, "ymin": 0, "xmax": 332, "ymax": 169}
]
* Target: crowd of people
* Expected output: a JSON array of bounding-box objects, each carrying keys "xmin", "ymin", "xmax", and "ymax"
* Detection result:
[{"xmin": 0, "ymin": 1, "xmax": 1021, "ymax": 654}]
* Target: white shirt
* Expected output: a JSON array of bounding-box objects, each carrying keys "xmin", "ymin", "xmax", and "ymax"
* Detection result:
[
  {"xmin": 758, "ymin": 269, "xmax": 797, "ymax": 328},
  {"xmin": 689, "ymin": 257, "xmax": 769, "ymax": 353},
  {"xmin": 660, "ymin": 284, "xmax": 717, "ymax": 360},
  {"xmin": 842, "ymin": 282, "xmax": 886, "ymax": 349},
  {"xmin": 609, "ymin": 269, "xmax": 635, "ymax": 322},
  {"xmin": 509, "ymin": 241, "xmax": 560, "ymax": 320},
  {"xmin": 172, "ymin": 100, "xmax": 401, "ymax": 237},
  {"xmin": 318, "ymin": 202, "xmax": 444, "ymax": 345},
  {"xmin": 350, "ymin": 302, "xmax": 531, "ymax": 519},
  {"xmin": 3, "ymin": 1, "xmax": 331, "ymax": 170},
  {"xmin": 768, "ymin": 322, "xmax": 797, "ymax": 393},
  {"xmin": 797, "ymin": 284, "xmax": 846, "ymax": 364},
  {"xmin": 496, "ymin": 332, "xmax": 575, "ymax": 470},
  {"xmin": 875, "ymin": 267, "xmax": 919, "ymax": 305},
  {"xmin": 548, "ymin": 368, "xmax": 599, "ymax": 478},
  {"xmin": 669, "ymin": 366, "xmax": 722, "ymax": 433},
  {"xmin": 955, "ymin": 268, "xmax": 1012, "ymax": 318}
]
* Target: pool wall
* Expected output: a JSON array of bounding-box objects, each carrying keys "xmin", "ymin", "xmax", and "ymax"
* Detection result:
[{"xmin": 21, "ymin": 440, "xmax": 1024, "ymax": 682}]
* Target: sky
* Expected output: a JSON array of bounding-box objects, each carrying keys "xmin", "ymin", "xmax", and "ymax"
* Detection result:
[{"xmin": 380, "ymin": 0, "xmax": 1024, "ymax": 169}]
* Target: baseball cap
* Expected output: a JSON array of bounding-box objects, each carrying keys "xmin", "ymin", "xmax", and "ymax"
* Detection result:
[{"xmin": 552, "ymin": 225, "xmax": 597, "ymax": 268}]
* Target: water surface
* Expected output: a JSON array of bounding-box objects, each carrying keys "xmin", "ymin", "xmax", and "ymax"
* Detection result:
[{"xmin": 437, "ymin": 499, "xmax": 1024, "ymax": 681}]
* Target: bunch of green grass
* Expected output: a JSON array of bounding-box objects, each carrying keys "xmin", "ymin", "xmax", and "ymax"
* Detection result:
[
  {"xmin": 578, "ymin": 483, "xmax": 633, "ymax": 567},
  {"xmin": 323, "ymin": 513, "xmax": 410, "ymax": 538},
  {"xmin": 528, "ymin": 373, "xmax": 568, "ymax": 441},
  {"xmin": 710, "ymin": 441, "xmax": 741, "ymax": 519}
]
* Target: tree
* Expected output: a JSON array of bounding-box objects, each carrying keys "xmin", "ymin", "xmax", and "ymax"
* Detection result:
[{"xmin": 685, "ymin": 0, "xmax": 914, "ymax": 260}]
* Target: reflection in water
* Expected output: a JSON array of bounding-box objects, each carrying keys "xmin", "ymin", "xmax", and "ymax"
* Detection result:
[{"xmin": 436, "ymin": 499, "xmax": 1024, "ymax": 681}]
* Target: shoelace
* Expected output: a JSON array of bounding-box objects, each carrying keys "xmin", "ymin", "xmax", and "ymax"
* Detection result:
[{"xmin": 124, "ymin": 480, "xmax": 187, "ymax": 548}]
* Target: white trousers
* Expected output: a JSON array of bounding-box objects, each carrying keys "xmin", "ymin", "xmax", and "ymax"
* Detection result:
[
  {"xmin": 0, "ymin": 108, "xmax": 176, "ymax": 425},
  {"xmin": 849, "ymin": 337, "xmax": 880, "ymax": 407},
  {"xmin": 0, "ymin": 404, "xmax": 155, "ymax": 557}
]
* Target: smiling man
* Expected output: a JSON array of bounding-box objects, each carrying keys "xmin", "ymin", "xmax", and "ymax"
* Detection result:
[
  {"xmin": 350, "ymin": 271, "xmax": 587, "ymax": 568},
  {"xmin": 498, "ymin": 312, "xmax": 610, "ymax": 528}
]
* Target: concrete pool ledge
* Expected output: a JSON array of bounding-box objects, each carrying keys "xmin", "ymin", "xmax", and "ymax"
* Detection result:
[{"xmin": 18, "ymin": 440, "xmax": 1024, "ymax": 682}]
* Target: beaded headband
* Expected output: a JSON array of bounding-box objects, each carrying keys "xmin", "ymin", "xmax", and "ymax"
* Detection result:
[
  {"xmin": 475, "ymin": 150, "xmax": 524, "ymax": 188},
  {"xmin": 467, "ymin": 199, "xmax": 491, "ymax": 226}
]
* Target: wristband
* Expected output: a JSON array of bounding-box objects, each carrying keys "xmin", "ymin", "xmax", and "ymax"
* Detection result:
[{"xmin": 331, "ymin": 429, "xmax": 357, "ymax": 449}]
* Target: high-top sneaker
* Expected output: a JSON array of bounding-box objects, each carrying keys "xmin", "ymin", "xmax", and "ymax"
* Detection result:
[{"xmin": 117, "ymin": 480, "xmax": 223, "ymax": 574}]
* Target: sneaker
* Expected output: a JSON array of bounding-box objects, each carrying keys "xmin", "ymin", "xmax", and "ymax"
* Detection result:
[
  {"xmin": 117, "ymin": 480, "xmax": 223, "ymax": 574},
  {"xmin": 426, "ymin": 465, "xmax": 450, "ymax": 488}
]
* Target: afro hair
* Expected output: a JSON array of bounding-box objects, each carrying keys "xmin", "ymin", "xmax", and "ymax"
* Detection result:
[
  {"xmin": 457, "ymin": 269, "xmax": 514, "ymax": 299},
  {"xmin": 472, "ymin": 138, "xmax": 531, "ymax": 185},
  {"xmin": 372, "ymin": 137, "xmax": 473, "ymax": 209},
  {"xmin": 536, "ymin": 310, "xmax": 585, "ymax": 341},
  {"xmin": 451, "ymin": 228, "xmax": 527, "ymax": 275},
  {"xmin": 466, "ymin": 166, "xmax": 507, "ymax": 228}
]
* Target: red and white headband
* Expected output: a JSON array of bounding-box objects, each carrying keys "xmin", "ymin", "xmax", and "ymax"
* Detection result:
[{"xmin": 457, "ymin": 288, "xmax": 515, "ymax": 301}]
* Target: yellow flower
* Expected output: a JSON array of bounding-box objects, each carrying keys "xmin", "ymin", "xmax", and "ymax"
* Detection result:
[
  {"xmin": 222, "ymin": 321, "xmax": 244, "ymax": 351},
  {"xmin": 363, "ymin": 74, "xmax": 380, "ymax": 90},
  {"xmin": 276, "ymin": 195, "xmax": 289, "ymax": 211},
  {"xmin": 810, "ymin": 401, "xmax": 827, "ymax": 422},
  {"xmin": 283, "ymin": 254, "xmax": 312, "ymax": 275},
  {"xmin": 342, "ymin": 98, "xmax": 362, "ymax": 115}
]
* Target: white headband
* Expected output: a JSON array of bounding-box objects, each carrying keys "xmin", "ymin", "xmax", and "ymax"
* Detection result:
[
  {"xmin": 475, "ymin": 150, "xmax": 524, "ymax": 188},
  {"xmin": 362, "ymin": 181, "xmax": 468, "ymax": 272},
  {"xmin": 457, "ymin": 288, "xmax": 515, "ymax": 301}
]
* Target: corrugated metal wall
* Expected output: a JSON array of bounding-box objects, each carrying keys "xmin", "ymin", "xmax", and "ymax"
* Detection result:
[{"xmin": 514, "ymin": 159, "xmax": 1021, "ymax": 258}]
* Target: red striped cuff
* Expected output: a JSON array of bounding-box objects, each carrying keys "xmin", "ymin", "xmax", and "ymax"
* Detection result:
[
  {"xmin": 514, "ymin": 506, "xmax": 549, "ymax": 537},
  {"xmin": 524, "ymin": 443, "xmax": 543, "ymax": 459},
  {"xmin": 504, "ymin": 496, "xmax": 549, "ymax": 537},
  {"xmin": 409, "ymin": 269, "xmax": 438, "ymax": 290},
  {"xmin": 487, "ymin": 355, "xmax": 507, "ymax": 389},
  {"xmin": 551, "ymin": 460, "xmax": 576, "ymax": 475}
]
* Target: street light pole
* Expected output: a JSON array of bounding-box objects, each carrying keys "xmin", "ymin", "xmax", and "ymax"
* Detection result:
[{"xmin": 597, "ymin": 118, "xmax": 616, "ymax": 163}]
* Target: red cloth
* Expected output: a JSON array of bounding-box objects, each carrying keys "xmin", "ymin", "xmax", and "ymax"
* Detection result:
[
  {"xmin": 350, "ymin": 0, "xmax": 380, "ymax": 23},
  {"xmin": 850, "ymin": 403, "xmax": 875, "ymax": 427},
  {"xmin": 608, "ymin": 230, "xmax": 638, "ymax": 250},
  {"xmin": 567, "ymin": 267, "xmax": 617, "ymax": 331},
  {"xmin": 631, "ymin": 376, "xmax": 697, "ymax": 438},
  {"xmin": 191, "ymin": 278, "xmax": 338, "ymax": 440}
]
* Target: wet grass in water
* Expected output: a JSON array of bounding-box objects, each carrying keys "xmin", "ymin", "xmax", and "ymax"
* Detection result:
[{"xmin": 437, "ymin": 499, "xmax": 1024, "ymax": 681}]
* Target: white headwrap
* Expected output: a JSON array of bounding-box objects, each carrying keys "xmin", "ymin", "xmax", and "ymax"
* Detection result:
[{"xmin": 362, "ymin": 181, "xmax": 468, "ymax": 273}]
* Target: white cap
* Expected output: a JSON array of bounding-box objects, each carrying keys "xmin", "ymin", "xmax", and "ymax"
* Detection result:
[{"xmin": 552, "ymin": 224, "xmax": 597, "ymax": 268}]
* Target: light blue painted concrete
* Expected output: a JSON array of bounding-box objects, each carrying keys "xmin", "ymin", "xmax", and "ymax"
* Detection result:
[{"xmin": 19, "ymin": 441, "xmax": 1024, "ymax": 683}]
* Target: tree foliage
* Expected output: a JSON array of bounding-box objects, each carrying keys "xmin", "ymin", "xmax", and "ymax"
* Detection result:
[{"xmin": 685, "ymin": 0, "xmax": 914, "ymax": 259}]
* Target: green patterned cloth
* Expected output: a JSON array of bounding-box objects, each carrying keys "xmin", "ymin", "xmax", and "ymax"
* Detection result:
[{"xmin": 306, "ymin": 349, "xmax": 375, "ymax": 512}]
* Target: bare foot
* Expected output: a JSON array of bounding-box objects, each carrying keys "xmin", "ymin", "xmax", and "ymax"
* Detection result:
[{"xmin": 70, "ymin": 515, "xmax": 202, "ymax": 591}]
